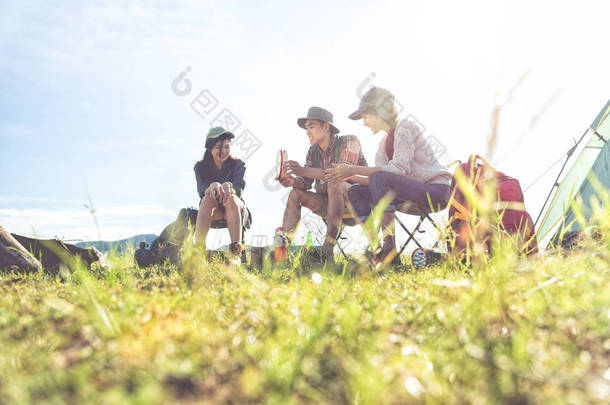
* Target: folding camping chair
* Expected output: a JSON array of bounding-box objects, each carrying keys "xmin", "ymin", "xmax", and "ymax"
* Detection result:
[{"xmin": 394, "ymin": 201, "xmax": 445, "ymax": 256}]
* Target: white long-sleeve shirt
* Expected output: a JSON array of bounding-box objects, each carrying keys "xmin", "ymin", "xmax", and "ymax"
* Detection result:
[{"xmin": 375, "ymin": 118, "xmax": 452, "ymax": 186}]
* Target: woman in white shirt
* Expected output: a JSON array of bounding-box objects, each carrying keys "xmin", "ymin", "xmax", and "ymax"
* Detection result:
[{"xmin": 325, "ymin": 87, "xmax": 451, "ymax": 266}]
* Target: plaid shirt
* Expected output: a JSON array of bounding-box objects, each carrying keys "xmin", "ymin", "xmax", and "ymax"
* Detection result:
[{"xmin": 300, "ymin": 134, "xmax": 366, "ymax": 192}]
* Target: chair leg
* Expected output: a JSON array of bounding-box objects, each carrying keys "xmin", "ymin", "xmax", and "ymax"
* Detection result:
[
  {"xmin": 424, "ymin": 214, "xmax": 446, "ymax": 251},
  {"xmin": 335, "ymin": 226, "xmax": 349, "ymax": 261},
  {"xmin": 396, "ymin": 215, "xmax": 424, "ymax": 256},
  {"xmin": 241, "ymin": 227, "xmax": 247, "ymax": 264}
]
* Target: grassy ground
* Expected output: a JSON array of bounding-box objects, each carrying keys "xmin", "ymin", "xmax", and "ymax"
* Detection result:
[{"xmin": 1, "ymin": 239, "xmax": 609, "ymax": 404}]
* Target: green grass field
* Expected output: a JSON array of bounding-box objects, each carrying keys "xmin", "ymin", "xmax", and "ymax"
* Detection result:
[{"xmin": 1, "ymin": 237, "xmax": 609, "ymax": 404}]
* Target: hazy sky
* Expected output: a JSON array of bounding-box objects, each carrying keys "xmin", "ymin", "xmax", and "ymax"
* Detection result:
[{"xmin": 1, "ymin": 0, "xmax": 608, "ymax": 248}]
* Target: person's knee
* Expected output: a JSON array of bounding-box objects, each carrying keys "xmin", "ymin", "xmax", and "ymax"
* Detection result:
[
  {"xmin": 369, "ymin": 171, "xmax": 391, "ymax": 188},
  {"xmin": 370, "ymin": 172, "xmax": 396, "ymax": 200},
  {"xmin": 348, "ymin": 185, "xmax": 366, "ymax": 201},
  {"xmin": 287, "ymin": 188, "xmax": 304, "ymax": 204},
  {"xmin": 199, "ymin": 195, "xmax": 217, "ymax": 210},
  {"xmin": 224, "ymin": 194, "xmax": 238, "ymax": 209},
  {"xmin": 327, "ymin": 182, "xmax": 344, "ymax": 200}
]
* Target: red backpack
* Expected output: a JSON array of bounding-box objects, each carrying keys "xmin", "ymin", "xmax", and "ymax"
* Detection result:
[{"xmin": 448, "ymin": 155, "xmax": 538, "ymax": 256}]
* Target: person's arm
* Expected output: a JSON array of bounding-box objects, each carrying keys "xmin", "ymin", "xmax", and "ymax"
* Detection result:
[
  {"xmin": 228, "ymin": 160, "xmax": 246, "ymax": 196},
  {"xmin": 346, "ymin": 174, "xmax": 370, "ymax": 186},
  {"xmin": 194, "ymin": 162, "xmax": 209, "ymax": 199},
  {"xmin": 350, "ymin": 166, "xmax": 383, "ymax": 176},
  {"xmin": 284, "ymin": 148, "xmax": 318, "ymax": 190},
  {"xmin": 382, "ymin": 121, "xmax": 417, "ymax": 175},
  {"xmin": 282, "ymin": 175, "xmax": 310, "ymax": 190},
  {"xmin": 299, "ymin": 167, "xmax": 325, "ymax": 180},
  {"xmin": 326, "ymin": 135, "xmax": 382, "ymax": 183},
  {"xmin": 325, "ymin": 164, "xmax": 382, "ymax": 183}
]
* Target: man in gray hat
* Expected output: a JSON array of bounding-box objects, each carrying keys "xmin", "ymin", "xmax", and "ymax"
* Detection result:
[{"xmin": 279, "ymin": 106, "xmax": 368, "ymax": 263}]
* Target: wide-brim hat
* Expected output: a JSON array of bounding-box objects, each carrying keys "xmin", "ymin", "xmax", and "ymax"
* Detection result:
[
  {"xmin": 349, "ymin": 86, "xmax": 395, "ymax": 121},
  {"xmin": 297, "ymin": 106, "xmax": 340, "ymax": 134},
  {"xmin": 205, "ymin": 126, "xmax": 235, "ymax": 149}
]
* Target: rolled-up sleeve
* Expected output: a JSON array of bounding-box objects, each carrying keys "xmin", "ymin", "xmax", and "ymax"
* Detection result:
[{"xmin": 381, "ymin": 122, "xmax": 417, "ymax": 175}]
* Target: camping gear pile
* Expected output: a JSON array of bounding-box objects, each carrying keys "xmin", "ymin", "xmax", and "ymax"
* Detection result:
[
  {"xmin": 0, "ymin": 225, "xmax": 103, "ymax": 274},
  {"xmin": 448, "ymin": 155, "xmax": 538, "ymax": 258}
]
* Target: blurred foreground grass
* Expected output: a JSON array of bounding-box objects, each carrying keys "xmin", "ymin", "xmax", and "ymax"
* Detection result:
[{"xmin": 1, "ymin": 240, "xmax": 609, "ymax": 404}]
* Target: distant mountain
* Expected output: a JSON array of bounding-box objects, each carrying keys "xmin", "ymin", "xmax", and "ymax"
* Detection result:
[{"xmin": 75, "ymin": 234, "xmax": 157, "ymax": 254}]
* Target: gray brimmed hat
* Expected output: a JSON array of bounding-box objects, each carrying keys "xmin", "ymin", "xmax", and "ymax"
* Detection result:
[
  {"xmin": 349, "ymin": 86, "xmax": 396, "ymax": 121},
  {"xmin": 205, "ymin": 126, "xmax": 235, "ymax": 149},
  {"xmin": 297, "ymin": 106, "xmax": 340, "ymax": 134}
]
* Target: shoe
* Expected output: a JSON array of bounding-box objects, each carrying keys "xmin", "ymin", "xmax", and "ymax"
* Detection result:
[
  {"xmin": 273, "ymin": 227, "xmax": 290, "ymax": 264},
  {"xmin": 378, "ymin": 247, "xmax": 401, "ymax": 267},
  {"xmin": 228, "ymin": 242, "xmax": 243, "ymax": 265},
  {"xmin": 364, "ymin": 246, "xmax": 381, "ymax": 265},
  {"xmin": 321, "ymin": 243, "xmax": 335, "ymax": 264},
  {"xmin": 365, "ymin": 244, "xmax": 401, "ymax": 270},
  {"xmin": 378, "ymin": 235, "xmax": 401, "ymax": 268}
]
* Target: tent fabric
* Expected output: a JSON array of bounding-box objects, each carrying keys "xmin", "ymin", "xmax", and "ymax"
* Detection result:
[
  {"xmin": 553, "ymin": 140, "xmax": 610, "ymax": 246},
  {"xmin": 537, "ymin": 100, "xmax": 610, "ymax": 246}
]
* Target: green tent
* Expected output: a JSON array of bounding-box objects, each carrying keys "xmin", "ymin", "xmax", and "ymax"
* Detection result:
[{"xmin": 537, "ymin": 100, "xmax": 610, "ymax": 247}]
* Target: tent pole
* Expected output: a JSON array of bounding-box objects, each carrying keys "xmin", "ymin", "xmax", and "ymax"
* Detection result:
[{"xmin": 534, "ymin": 129, "xmax": 589, "ymax": 228}]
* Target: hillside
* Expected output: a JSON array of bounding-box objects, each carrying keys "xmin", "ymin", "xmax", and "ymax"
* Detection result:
[{"xmin": 75, "ymin": 234, "xmax": 157, "ymax": 254}]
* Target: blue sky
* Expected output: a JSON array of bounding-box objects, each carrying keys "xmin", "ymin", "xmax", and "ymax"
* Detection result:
[{"xmin": 1, "ymin": 0, "xmax": 609, "ymax": 248}]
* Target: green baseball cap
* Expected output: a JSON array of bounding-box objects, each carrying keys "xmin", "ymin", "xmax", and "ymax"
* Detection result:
[{"xmin": 205, "ymin": 126, "xmax": 235, "ymax": 148}]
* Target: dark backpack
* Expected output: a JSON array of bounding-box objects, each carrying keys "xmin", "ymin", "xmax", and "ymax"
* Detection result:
[{"xmin": 150, "ymin": 208, "xmax": 198, "ymax": 262}]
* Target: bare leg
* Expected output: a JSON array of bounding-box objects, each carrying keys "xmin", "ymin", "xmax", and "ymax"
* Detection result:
[
  {"xmin": 195, "ymin": 195, "xmax": 223, "ymax": 246},
  {"xmin": 223, "ymin": 194, "xmax": 244, "ymax": 244},
  {"xmin": 282, "ymin": 188, "xmax": 305, "ymax": 236},
  {"xmin": 282, "ymin": 188, "xmax": 327, "ymax": 242},
  {"xmin": 325, "ymin": 181, "xmax": 351, "ymax": 246}
]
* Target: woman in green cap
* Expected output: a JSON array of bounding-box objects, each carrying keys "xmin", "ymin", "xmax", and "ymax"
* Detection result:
[
  {"xmin": 325, "ymin": 87, "xmax": 451, "ymax": 266},
  {"xmin": 194, "ymin": 127, "xmax": 250, "ymax": 260}
]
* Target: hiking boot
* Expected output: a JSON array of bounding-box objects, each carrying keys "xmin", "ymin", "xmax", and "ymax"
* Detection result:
[
  {"xmin": 363, "ymin": 246, "xmax": 381, "ymax": 265},
  {"xmin": 321, "ymin": 243, "xmax": 335, "ymax": 264},
  {"xmin": 363, "ymin": 240, "xmax": 401, "ymax": 270},
  {"xmin": 378, "ymin": 247, "xmax": 401, "ymax": 267},
  {"xmin": 380, "ymin": 235, "xmax": 400, "ymax": 264},
  {"xmin": 228, "ymin": 242, "xmax": 243, "ymax": 265},
  {"xmin": 306, "ymin": 244, "xmax": 335, "ymax": 266}
]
